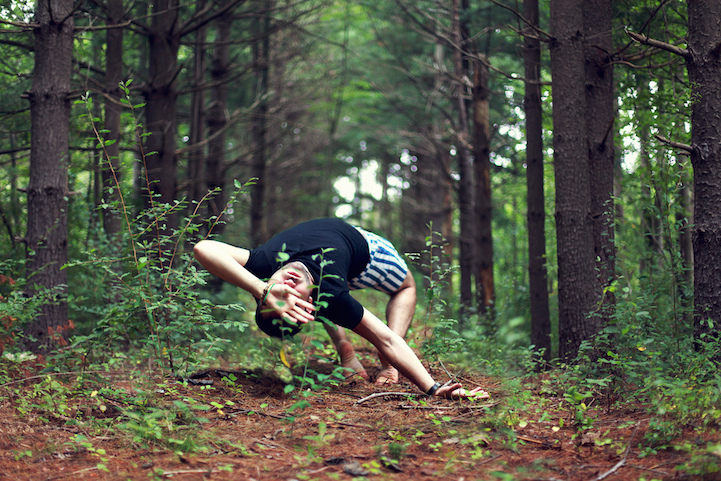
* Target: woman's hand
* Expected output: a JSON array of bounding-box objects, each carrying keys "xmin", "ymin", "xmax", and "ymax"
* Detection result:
[
  {"xmin": 263, "ymin": 283, "xmax": 316, "ymax": 324},
  {"xmin": 435, "ymin": 382, "xmax": 490, "ymax": 400}
]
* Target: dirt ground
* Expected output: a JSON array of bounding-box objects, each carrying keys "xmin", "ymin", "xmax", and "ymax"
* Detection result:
[{"xmin": 0, "ymin": 351, "xmax": 717, "ymax": 481}]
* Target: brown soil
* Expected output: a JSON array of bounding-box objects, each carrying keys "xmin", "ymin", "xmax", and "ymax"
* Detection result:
[{"xmin": 0, "ymin": 353, "xmax": 716, "ymax": 481}]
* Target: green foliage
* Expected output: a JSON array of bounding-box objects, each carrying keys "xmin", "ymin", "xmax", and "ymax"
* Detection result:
[
  {"xmin": 13, "ymin": 374, "xmax": 73, "ymax": 421},
  {"xmin": 415, "ymin": 229, "xmax": 463, "ymax": 362},
  {"xmin": 55, "ymin": 86, "xmax": 251, "ymax": 376},
  {"xmin": 119, "ymin": 404, "xmax": 202, "ymax": 452},
  {"xmin": 0, "ymin": 265, "xmax": 50, "ymax": 357},
  {"xmin": 527, "ymin": 284, "xmax": 721, "ymax": 451}
]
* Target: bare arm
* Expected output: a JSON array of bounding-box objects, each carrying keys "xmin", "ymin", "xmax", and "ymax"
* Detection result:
[
  {"xmin": 193, "ymin": 240, "xmax": 264, "ymax": 297},
  {"xmin": 193, "ymin": 240, "xmax": 315, "ymax": 324},
  {"xmin": 352, "ymin": 308, "xmax": 488, "ymax": 399}
]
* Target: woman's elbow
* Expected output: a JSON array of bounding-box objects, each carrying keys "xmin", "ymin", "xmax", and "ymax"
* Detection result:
[{"xmin": 193, "ymin": 240, "xmax": 212, "ymax": 263}]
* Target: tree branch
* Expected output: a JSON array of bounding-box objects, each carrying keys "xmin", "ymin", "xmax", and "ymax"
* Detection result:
[
  {"xmin": 355, "ymin": 392, "xmax": 416, "ymax": 404},
  {"xmin": 0, "ymin": 18, "xmax": 36, "ymax": 29},
  {"xmin": 488, "ymin": 0, "xmax": 551, "ymax": 42},
  {"xmin": 0, "ymin": 39, "xmax": 33, "ymax": 51},
  {"xmin": 656, "ymin": 135, "xmax": 692, "ymax": 154},
  {"xmin": 626, "ymin": 30, "xmax": 689, "ymax": 58}
]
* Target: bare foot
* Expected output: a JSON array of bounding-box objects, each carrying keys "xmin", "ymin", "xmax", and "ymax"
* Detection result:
[
  {"xmin": 374, "ymin": 365, "xmax": 399, "ymax": 385},
  {"xmin": 338, "ymin": 341, "xmax": 368, "ymax": 380}
]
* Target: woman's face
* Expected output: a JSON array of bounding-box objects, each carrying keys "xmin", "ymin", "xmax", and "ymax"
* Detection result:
[{"xmin": 268, "ymin": 261, "xmax": 314, "ymax": 301}]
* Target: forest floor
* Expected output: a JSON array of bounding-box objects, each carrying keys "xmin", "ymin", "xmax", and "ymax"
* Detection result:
[{"xmin": 0, "ymin": 348, "xmax": 718, "ymax": 481}]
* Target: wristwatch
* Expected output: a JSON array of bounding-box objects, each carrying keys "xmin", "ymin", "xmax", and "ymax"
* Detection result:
[{"xmin": 425, "ymin": 382, "xmax": 442, "ymax": 396}]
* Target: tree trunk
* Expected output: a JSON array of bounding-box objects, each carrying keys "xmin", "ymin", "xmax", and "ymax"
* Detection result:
[
  {"xmin": 584, "ymin": 0, "xmax": 615, "ymax": 316},
  {"xmin": 206, "ymin": 8, "xmax": 232, "ymax": 235},
  {"xmin": 686, "ymin": 0, "xmax": 721, "ymax": 348},
  {"xmin": 403, "ymin": 147, "xmax": 452, "ymax": 288},
  {"xmin": 451, "ymin": 0, "xmax": 474, "ymax": 313},
  {"xmin": 550, "ymin": 0, "xmax": 599, "ymax": 362},
  {"xmin": 524, "ymin": 0, "xmax": 551, "ymax": 363},
  {"xmin": 637, "ymin": 80, "xmax": 664, "ymax": 276},
  {"xmin": 187, "ymin": 0, "xmax": 207, "ymax": 230},
  {"xmin": 4, "ymin": 133, "xmax": 20, "ymax": 251},
  {"xmin": 144, "ymin": 0, "xmax": 180, "ymax": 236},
  {"xmin": 678, "ymin": 157, "xmax": 693, "ymax": 326},
  {"xmin": 472, "ymin": 55, "xmax": 495, "ymax": 319},
  {"xmin": 24, "ymin": 0, "xmax": 74, "ymax": 353},
  {"xmin": 102, "ymin": 0, "xmax": 124, "ymax": 240},
  {"xmin": 250, "ymin": 0, "xmax": 272, "ymax": 246}
]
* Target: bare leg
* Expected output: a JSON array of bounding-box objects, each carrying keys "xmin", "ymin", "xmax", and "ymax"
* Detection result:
[
  {"xmin": 375, "ymin": 271, "xmax": 417, "ymax": 384},
  {"xmin": 323, "ymin": 323, "xmax": 368, "ymax": 380}
]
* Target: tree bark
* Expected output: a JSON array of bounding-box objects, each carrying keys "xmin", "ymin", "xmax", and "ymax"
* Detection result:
[
  {"xmin": 187, "ymin": 0, "xmax": 207, "ymax": 230},
  {"xmin": 206, "ymin": 6, "xmax": 231, "ymax": 235},
  {"xmin": 144, "ymin": 0, "xmax": 181, "ymax": 235},
  {"xmin": 524, "ymin": 0, "xmax": 551, "ymax": 363},
  {"xmin": 584, "ymin": 0, "xmax": 615, "ymax": 317},
  {"xmin": 686, "ymin": 0, "xmax": 721, "ymax": 348},
  {"xmin": 472, "ymin": 55, "xmax": 495, "ymax": 318},
  {"xmin": 24, "ymin": 0, "xmax": 74, "ymax": 352},
  {"xmin": 551, "ymin": 0, "xmax": 599, "ymax": 361},
  {"xmin": 250, "ymin": 0, "xmax": 272, "ymax": 246},
  {"xmin": 451, "ymin": 0, "xmax": 474, "ymax": 313},
  {"xmin": 102, "ymin": 0, "xmax": 124, "ymax": 240},
  {"xmin": 403, "ymin": 147, "xmax": 453, "ymax": 288},
  {"xmin": 677, "ymin": 157, "xmax": 693, "ymax": 326}
]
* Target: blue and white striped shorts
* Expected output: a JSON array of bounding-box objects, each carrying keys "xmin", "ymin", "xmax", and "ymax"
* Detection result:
[{"xmin": 348, "ymin": 227, "xmax": 409, "ymax": 294}]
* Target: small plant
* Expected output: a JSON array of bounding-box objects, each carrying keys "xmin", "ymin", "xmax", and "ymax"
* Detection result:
[
  {"xmin": 412, "ymin": 227, "xmax": 463, "ymax": 363},
  {"xmin": 13, "ymin": 449, "xmax": 32, "ymax": 461},
  {"xmin": 0, "ymin": 267, "xmax": 52, "ymax": 356},
  {"xmin": 118, "ymin": 405, "xmax": 201, "ymax": 452},
  {"xmin": 302, "ymin": 421, "xmax": 335, "ymax": 446},
  {"xmin": 14, "ymin": 375, "xmax": 73, "ymax": 421},
  {"xmin": 68, "ymin": 434, "xmax": 110, "ymax": 473},
  {"xmin": 67, "ymin": 85, "xmax": 251, "ymax": 379},
  {"xmin": 377, "ymin": 440, "xmax": 407, "ymax": 469},
  {"xmin": 673, "ymin": 442, "xmax": 721, "ymax": 478}
]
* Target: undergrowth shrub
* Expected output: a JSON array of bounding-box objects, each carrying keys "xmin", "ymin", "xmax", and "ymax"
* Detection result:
[
  {"xmin": 44, "ymin": 85, "xmax": 252, "ymax": 377},
  {"xmin": 0, "ymin": 266, "xmax": 48, "ymax": 362},
  {"xmin": 530, "ymin": 280, "xmax": 721, "ymax": 448}
]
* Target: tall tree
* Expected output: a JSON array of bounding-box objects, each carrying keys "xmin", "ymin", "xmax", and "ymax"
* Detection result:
[
  {"xmin": 451, "ymin": 0, "xmax": 475, "ymax": 312},
  {"xmin": 677, "ymin": 157, "xmax": 693, "ymax": 324},
  {"xmin": 101, "ymin": 0, "xmax": 125, "ymax": 240},
  {"xmin": 550, "ymin": 0, "xmax": 599, "ymax": 361},
  {"xmin": 24, "ymin": 0, "xmax": 75, "ymax": 352},
  {"xmin": 628, "ymin": 0, "xmax": 721, "ymax": 350},
  {"xmin": 584, "ymin": 0, "xmax": 615, "ymax": 315},
  {"xmin": 523, "ymin": 0, "xmax": 551, "ymax": 362},
  {"xmin": 684, "ymin": 0, "xmax": 721, "ymax": 348},
  {"xmin": 636, "ymin": 78, "xmax": 665, "ymax": 276},
  {"xmin": 403, "ymin": 145, "xmax": 453, "ymax": 284},
  {"xmin": 472, "ymin": 54, "xmax": 495, "ymax": 317},
  {"xmin": 204, "ymin": 5, "xmax": 232, "ymax": 235},
  {"xmin": 143, "ymin": 0, "xmax": 181, "ymax": 234},
  {"xmin": 138, "ymin": 0, "xmax": 240, "ymax": 237},
  {"xmin": 187, "ymin": 0, "xmax": 208, "ymax": 223},
  {"xmin": 249, "ymin": 0, "xmax": 272, "ymax": 245}
]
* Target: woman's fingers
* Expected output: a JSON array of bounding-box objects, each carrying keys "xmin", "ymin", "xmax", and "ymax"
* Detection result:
[
  {"xmin": 466, "ymin": 387, "xmax": 490, "ymax": 398},
  {"xmin": 436, "ymin": 383, "xmax": 490, "ymax": 399},
  {"xmin": 436, "ymin": 383, "xmax": 462, "ymax": 398},
  {"xmin": 268, "ymin": 284, "xmax": 315, "ymax": 324},
  {"xmin": 274, "ymin": 285, "xmax": 316, "ymax": 311}
]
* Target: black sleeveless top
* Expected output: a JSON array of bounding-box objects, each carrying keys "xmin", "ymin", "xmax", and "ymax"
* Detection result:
[{"xmin": 245, "ymin": 218, "xmax": 370, "ymax": 329}]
